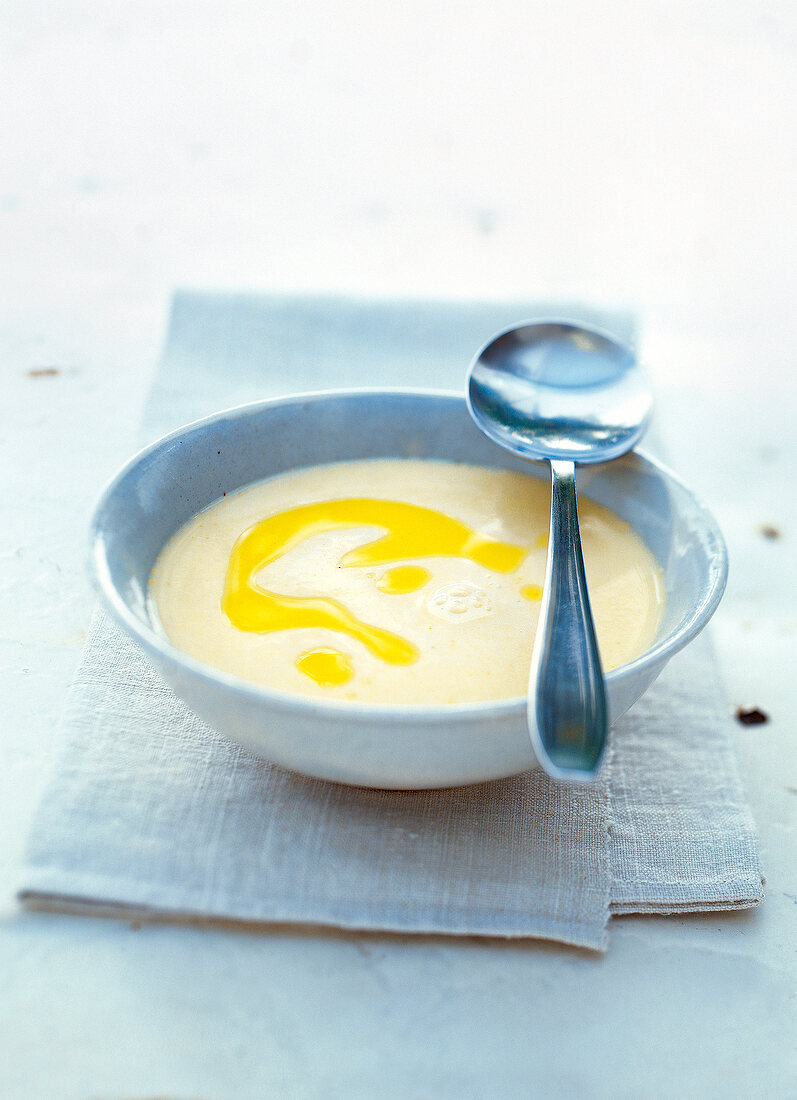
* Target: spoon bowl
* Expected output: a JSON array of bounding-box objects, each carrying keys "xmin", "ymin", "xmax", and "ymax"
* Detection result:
[
  {"xmin": 467, "ymin": 320, "xmax": 653, "ymax": 781},
  {"xmin": 468, "ymin": 321, "xmax": 652, "ymax": 464}
]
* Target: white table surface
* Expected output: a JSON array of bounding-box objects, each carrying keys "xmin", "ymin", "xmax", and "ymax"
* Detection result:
[{"xmin": 2, "ymin": 3, "xmax": 795, "ymax": 1097}]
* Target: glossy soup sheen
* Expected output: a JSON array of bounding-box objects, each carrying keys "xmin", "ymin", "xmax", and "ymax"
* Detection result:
[{"xmin": 150, "ymin": 459, "xmax": 665, "ymax": 704}]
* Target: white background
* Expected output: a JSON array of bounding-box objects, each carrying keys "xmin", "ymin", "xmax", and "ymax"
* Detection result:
[{"xmin": 2, "ymin": 2, "xmax": 796, "ymax": 1097}]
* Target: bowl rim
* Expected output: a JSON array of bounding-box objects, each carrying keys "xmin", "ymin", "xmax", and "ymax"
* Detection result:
[{"xmin": 90, "ymin": 386, "xmax": 729, "ymax": 724}]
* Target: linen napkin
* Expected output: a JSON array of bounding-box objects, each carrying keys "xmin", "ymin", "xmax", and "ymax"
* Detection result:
[{"xmin": 18, "ymin": 293, "xmax": 764, "ymax": 951}]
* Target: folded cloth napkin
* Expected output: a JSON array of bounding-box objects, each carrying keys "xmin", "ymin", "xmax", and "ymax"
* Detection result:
[{"xmin": 18, "ymin": 293, "xmax": 764, "ymax": 951}]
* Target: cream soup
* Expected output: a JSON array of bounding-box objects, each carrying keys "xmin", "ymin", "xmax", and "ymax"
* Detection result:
[{"xmin": 150, "ymin": 459, "xmax": 664, "ymax": 704}]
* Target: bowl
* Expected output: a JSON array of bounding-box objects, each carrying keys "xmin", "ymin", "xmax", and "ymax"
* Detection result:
[{"xmin": 90, "ymin": 389, "xmax": 727, "ymax": 788}]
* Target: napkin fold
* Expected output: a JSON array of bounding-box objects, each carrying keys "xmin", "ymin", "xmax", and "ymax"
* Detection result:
[{"xmin": 18, "ymin": 293, "xmax": 763, "ymax": 951}]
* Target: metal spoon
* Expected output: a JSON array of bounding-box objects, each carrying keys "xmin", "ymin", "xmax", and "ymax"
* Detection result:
[{"xmin": 467, "ymin": 320, "xmax": 652, "ymax": 780}]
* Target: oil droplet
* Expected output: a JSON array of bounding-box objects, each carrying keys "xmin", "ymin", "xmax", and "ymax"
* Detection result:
[
  {"xmin": 534, "ymin": 532, "xmax": 549, "ymax": 549},
  {"xmin": 521, "ymin": 583, "xmax": 543, "ymax": 601},
  {"xmin": 376, "ymin": 564, "xmax": 431, "ymax": 594},
  {"xmin": 296, "ymin": 647, "xmax": 353, "ymax": 687}
]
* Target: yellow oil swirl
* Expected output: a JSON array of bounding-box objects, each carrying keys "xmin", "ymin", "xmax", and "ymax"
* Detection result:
[
  {"xmin": 222, "ymin": 498, "xmax": 526, "ymax": 675},
  {"xmin": 521, "ymin": 583, "xmax": 543, "ymax": 601}
]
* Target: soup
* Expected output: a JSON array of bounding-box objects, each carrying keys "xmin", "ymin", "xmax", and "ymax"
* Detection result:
[{"xmin": 150, "ymin": 460, "xmax": 664, "ymax": 704}]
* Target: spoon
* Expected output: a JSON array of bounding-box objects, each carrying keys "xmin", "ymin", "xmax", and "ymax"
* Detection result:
[{"xmin": 467, "ymin": 320, "xmax": 652, "ymax": 780}]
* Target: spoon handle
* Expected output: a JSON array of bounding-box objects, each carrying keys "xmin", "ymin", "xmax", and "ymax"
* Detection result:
[{"xmin": 528, "ymin": 459, "xmax": 608, "ymax": 780}]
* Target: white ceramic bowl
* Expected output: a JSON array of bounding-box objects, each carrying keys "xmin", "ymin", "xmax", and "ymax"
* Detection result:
[{"xmin": 91, "ymin": 389, "xmax": 727, "ymax": 788}]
